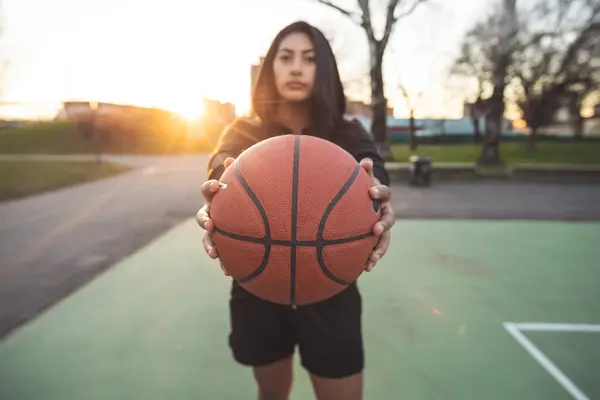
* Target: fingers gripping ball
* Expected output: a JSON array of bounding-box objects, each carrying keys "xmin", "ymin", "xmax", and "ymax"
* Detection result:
[{"xmin": 210, "ymin": 134, "xmax": 381, "ymax": 306}]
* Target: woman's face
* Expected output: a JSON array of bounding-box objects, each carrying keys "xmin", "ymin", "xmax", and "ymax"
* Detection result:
[{"xmin": 273, "ymin": 32, "xmax": 316, "ymax": 102}]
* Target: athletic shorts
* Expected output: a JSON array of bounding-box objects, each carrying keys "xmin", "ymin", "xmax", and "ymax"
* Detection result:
[{"xmin": 228, "ymin": 280, "xmax": 364, "ymax": 379}]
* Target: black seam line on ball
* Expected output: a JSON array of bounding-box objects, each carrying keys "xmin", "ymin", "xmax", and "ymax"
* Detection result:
[
  {"xmin": 316, "ymin": 163, "xmax": 361, "ymax": 286},
  {"xmin": 229, "ymin": 159, "xmax": 271, "ymax": 284},
  {"xmin": 213, "ymin": 227, "xmax": 374, "ymax": 247},
  {"xmin": 290, "ymin": 135, "xmax": 301, "ymax": 307}
]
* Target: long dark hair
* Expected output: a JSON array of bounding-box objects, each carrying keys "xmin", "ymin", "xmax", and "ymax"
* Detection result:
[{"xmin": 251, "ymin": 21, "xmax": 346, "ymax": 139}]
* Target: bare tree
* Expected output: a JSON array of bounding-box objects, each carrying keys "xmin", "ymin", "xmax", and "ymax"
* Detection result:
[
  {"xmin": 476, "ymin": 0, "xmax": 519, "ymax": 165},
  {"xmin": 452, "ymin": 0, "xmax": 518, "ymax": 164},
  {"xmin": 398, "ymin": 81, "xmax": 422, "ymax": 150},
  {"xmin": 310, "ymin": 0, "xmax": 428, "ymax": 160},
  {"xmin": 450, "ymin": 15, "xmax": 498, "ymax": 143},
  {"xmin": 510, "ymin": 0, "xmax": 600, "ymax": 150}
]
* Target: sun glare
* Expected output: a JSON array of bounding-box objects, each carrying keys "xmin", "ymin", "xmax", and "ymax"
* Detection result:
[{"xmin": 170, "ymin": 102, "xmax": 205, "ymax": 122}]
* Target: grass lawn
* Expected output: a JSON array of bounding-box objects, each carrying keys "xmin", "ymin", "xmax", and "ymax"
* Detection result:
[
  {"xmin": 0, "ymin": 122, "xmax": 96, "ymax": 154},
  {"xmin": 0, "ymin": 121, "xmax": 211, "ymax": 154},
  {"xmin": 3, "ymin": 122, "xmax": 599, "ymax": 165},
  {"xmin": 0, "ymin": 160, "xmax": 132, "ymax": 202},
  {"xmin": 391, "ymin": 141, "xmax": 600, "ymax": 164}
]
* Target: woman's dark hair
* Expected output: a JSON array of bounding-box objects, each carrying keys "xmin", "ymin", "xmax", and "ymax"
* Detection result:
[{"xmin": 251, "ymin": 21, "xmax": 346, "ymax": 139}]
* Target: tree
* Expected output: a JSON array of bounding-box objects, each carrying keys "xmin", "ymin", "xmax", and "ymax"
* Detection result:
[
  {"xmin": 451, "ymin": 0, "xmax": 518, "ymax": 164},
  {"xmin": 510, "ymin": 0, "xmax": 600, "ymax": 150},
  {"xmin": 478, "ymin": 0, "xmax": 518, "ymax": 165},
  {"xmin": 450, "ymin": 16, "xmax": 497, "ymax": 143},
  {"xmin": 311, "ymin": 0, "xmax": 428, "ymax": 160}
]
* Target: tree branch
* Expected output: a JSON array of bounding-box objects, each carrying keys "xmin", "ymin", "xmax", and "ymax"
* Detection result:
[
  {"xmin": 398, "ymin": 81, "xmax": 411, "ymax": 106},
  {"xmin": 380, "ymin": 0, "xmax": 400, "ymax": 49},
  {"xmin": 556, "ymin": 21, "xmax": 600, "ymax": 81},
  {"xmin": 381, "ymin": 0, "xmax": 426, "ymax": 50},
  {"xmin": 357, "ymin": 0, "xmax": 376, "ymax": 42},
  {"xmin": 312, "ymin": 0, "xmax": 364, "ymax": 27},
  {"xmin": 393, "ymin": 0, "xmax": 426, "ymax": 20}
]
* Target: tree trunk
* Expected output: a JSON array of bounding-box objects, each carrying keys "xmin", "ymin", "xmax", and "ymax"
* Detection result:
[
  {"xmin": 369, "ymin": 42, "xmax": 392, "ymax": 161},
  {"xmin": 409, "ymin": 109, "xmax": 417, "ymax": 150},
  {"xmin": 478, "ymin": 0, "xmax": 517, "ymax": 166},
  {"xmin": 568, "ymin": 93, "xmax": 585, "ymax": 140},
  {"xmin": 480, "ymin": 110, "xmax": 503, "ymax": 164},
  {"xmin": 573, "ymin": 116, "xmax": 584, "ymax": 140},
  {"xmin": 526, "ymin": 128, "xmax": 537, "ymax": 152},
  {"xmin": 472, "ymin": 116, "xmax": 481, "ymax": 143}
]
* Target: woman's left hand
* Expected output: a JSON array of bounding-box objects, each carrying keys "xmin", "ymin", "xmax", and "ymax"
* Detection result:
[{"xmin": 360, "ymin": 158, "xmax": 395, "ymax": 272}]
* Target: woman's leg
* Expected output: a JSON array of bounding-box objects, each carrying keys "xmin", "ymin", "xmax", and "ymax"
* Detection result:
[
  {"xmin": 296, "ymin": 283, "xmax": 364, "ymax": 400},
  {"xmin": 253, "ymin": 357, "xmax": 294, "ymax": 400},
  {"xmin": 229, "ymin": 281, "xmax": 297, "ymax": 400},
  {"xmin": 309, "ymin": 372, "xmax": 363, "ymax": 400}
]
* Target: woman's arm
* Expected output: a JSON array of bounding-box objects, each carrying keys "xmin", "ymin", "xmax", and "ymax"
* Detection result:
[
  {"xmin": 341, "ymin": 119, "xmax": 390, "ymax": 186},
  {"xmin": 207, "ymin": 118, "xmax": 260, "ymax": 180}
]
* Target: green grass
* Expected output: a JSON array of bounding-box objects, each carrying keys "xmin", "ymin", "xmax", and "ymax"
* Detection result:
[
  {"xmin": 3, "ymin": 122, "xmax": 599, "ymax": 165},
  {"xmin": 0, "ymin": 121, "xmax": 212, "ymax": 154},
  {"xmin": 0, "ymin": 160, "xmax": 132, "ymax": 202},
  {"xmin": 0, "ymin": 122, "xmax": 95, "ymax": 154},
  {"xmin": 392, "ymin": 141, "xmax": 600, "ymax": 164}
]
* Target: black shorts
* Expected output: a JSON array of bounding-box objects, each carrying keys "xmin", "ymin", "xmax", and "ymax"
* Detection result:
[{"xmin": 228, "ymin": 280, "xmax": 364, "ymax": 379}]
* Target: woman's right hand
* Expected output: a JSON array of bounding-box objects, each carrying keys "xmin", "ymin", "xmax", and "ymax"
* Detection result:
[{"xmin": 196, "ymin": 157, "xmax": 235, "ymax": 269}]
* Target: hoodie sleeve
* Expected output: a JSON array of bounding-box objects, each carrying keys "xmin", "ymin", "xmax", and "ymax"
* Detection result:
[
  {"xmin": 341, "ymin": 119, "xmax": 390, "ymax": 187},
  {"xmin": 206, "ymin": 118, "xmax": 260, "ymax": 181}
]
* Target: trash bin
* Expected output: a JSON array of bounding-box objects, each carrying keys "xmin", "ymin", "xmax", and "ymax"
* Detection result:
[{"xmin": 409, "ymin": 156, "xmax": 432, "ymax": 187}]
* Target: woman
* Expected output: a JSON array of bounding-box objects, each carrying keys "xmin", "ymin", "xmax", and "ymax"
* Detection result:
[{"xmin": 196, "ymin": 21, "xmax": 395, "ymax": 400}]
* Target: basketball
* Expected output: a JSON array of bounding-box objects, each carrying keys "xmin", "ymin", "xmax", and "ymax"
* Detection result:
[{"xmin": 210, "ymin": 134, "xmax": 381, "ymax": 306}]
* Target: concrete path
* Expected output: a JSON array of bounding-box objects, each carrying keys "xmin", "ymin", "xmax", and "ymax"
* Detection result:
[
  {"xmin": 391, "ymin": 181, "xmax": 600, "ymax": 221},
  {"xmin": 0, "ymin": 155, "xmax": 210, "ymax": 338}
]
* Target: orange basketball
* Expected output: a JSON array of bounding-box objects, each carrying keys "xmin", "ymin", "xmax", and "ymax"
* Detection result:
[{"xmin": 210, "ymin": 134, "xmax": 381, "ymax": 306}]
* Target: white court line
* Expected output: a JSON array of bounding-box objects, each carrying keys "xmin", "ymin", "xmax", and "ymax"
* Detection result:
[
  {"xmin": 513, "ymin": 323, "xmax": 600, "ymax": 333},
  {"xmin": 504, "ymin": 322, "xmax": 597, "ymax": 400}
]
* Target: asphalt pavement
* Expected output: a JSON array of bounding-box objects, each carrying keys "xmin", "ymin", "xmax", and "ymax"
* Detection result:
[
  {"xmin": 0, "ymin": 155, "xmax": 209, "ymax": 339},
  {"xmin": 1, "ymin": 154, "xmax": 599, "ymax": 339}
]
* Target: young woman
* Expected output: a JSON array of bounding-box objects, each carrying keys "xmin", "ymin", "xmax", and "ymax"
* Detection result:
[{"xmin": 196, "ymin": 21, "xmax": 395, "ymax": 400}]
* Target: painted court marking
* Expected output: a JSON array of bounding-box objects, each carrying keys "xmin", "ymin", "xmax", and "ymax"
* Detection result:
[{"xmin": 504, "ymin": 322, "xmax": 600, "ymax": 400}]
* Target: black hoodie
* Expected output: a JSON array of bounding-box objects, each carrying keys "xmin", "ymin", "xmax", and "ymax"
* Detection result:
[{"xmin": 206, "ymin": 116, "xmax": 390, "ymax": 187}]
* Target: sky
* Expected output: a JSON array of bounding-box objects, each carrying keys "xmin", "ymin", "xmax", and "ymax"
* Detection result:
[{"xmin": 0, "ymin": 0, "xmax": 496, "ymax": 120}]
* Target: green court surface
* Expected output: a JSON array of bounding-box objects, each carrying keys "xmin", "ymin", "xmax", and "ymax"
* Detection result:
[{"xmin": 1, "ymin": 220, "xmax": 599, "ymax": 399}]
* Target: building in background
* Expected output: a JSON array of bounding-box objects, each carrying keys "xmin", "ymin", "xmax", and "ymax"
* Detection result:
[
  {"xmin": 463, "ymin": 100, "xmax": 491, "ymax": 120},
  {"xmin": 346, "ymin": 100, "xmax": 393, "ymax": 118},
  {"xmin": 250, "ymin": 57, "xmax": 265, "ymax": 100},
  {"xmin": 58, "ymin": 101, "xmax": 94, "ymax": 120},
  {"xmin": 203, "ymin": 99, "xmax": 235, "ymax": 125},
  {"xmin": 201, "ymin": 98, "xmax": 236, "ymax": 144}
]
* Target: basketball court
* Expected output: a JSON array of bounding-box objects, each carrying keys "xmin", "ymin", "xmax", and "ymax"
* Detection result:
[{"xmin": 0, "ymin": 219, "xmax": 598, "ymax": 399}]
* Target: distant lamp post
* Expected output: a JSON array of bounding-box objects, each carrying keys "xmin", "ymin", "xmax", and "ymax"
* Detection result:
[{"xmin": 89, "ymin": 102, "xmax": 102, "ymax": 164}]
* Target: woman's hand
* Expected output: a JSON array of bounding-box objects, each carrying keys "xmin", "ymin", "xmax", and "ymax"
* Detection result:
[
  {"xmin": 359, "ymin": 158, "xmax": 395, "ymax": 272},
  {"xmin": 196, "ymin": 157, "xmax": 235, "ymax": 275}
]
